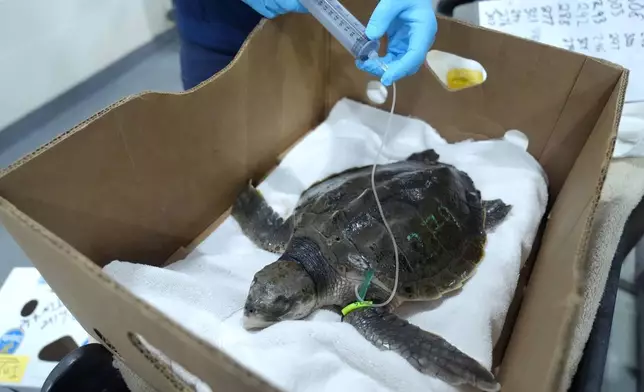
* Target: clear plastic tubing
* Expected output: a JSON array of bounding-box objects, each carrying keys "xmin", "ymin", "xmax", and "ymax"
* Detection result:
[{"xmin": 299, "ymin": 0, "xmax": 380, "ymax": 61}]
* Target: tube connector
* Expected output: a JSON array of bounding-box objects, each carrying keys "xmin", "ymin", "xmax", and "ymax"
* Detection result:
[{"xmin": 368, "ymin": 51, "xmax": 388, "ymax": 72}]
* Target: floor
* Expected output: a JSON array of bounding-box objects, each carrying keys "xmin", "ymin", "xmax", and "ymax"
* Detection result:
[{"xmin": 0, "ymin": 28, "xmax": 639, "ymax": 391}]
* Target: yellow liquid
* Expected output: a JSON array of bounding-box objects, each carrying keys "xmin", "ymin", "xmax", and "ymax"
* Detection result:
[{"xmin": 447, "ymin": 68, "xmax": 484, "ymax": 90}]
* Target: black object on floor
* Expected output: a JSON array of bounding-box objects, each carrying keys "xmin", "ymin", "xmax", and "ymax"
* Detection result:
[
  {"xmin": 41, "ymin": 343, "xmax": 130, "ymax": 392},
  {"xmin": 634, "ymin": 203, "xmax": 644, "ymax": 392}
]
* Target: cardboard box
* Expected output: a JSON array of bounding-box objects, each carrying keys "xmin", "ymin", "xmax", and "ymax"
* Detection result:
[
  {"xmin": 0, "ymin": 268, "xmax": 89, "ymax": 391},
  {"xmin": 0, "ymin": 2, "xmax": 627, "ymax": 391}
]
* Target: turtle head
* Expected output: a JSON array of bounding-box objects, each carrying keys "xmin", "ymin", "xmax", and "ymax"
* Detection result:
[{"xmin": 243, "ymin": 260, "xmax": 317, "ymax": 330}]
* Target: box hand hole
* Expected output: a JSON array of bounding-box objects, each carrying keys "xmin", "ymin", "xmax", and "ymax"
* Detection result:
[
  {"xmin": 127, "ymin": 332, "xmax": 198, "ymax": 392},
  {"xmin": 93, "ymin": 328, "xmax": 122, "ymax": 359}
]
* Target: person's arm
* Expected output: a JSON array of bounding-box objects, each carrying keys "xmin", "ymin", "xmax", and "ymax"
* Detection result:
[{"xmin": 241, "ymin": 0, "xmax": 437, "ymax": 85}]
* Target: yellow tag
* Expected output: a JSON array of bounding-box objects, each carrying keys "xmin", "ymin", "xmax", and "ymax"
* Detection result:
[
  {"xmin": 446, "ymin": 68, "xmax": 484, "ymax": 90},
  {"xmin": 341, "ymin": 301, "xmax": 373, "ymax": 316},
  {"xmin": 0, "ymin": 354, "xmax": 29, "ymax": 383}
]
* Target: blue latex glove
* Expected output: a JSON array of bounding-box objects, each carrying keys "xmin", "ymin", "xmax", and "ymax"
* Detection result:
[
  {"xmin": 357, "ymin": 0, "xmax": 437, "ymax": 86},
  {"xmin": 241, "ymin": 0, "xmax": 308, "ymax": 18}
]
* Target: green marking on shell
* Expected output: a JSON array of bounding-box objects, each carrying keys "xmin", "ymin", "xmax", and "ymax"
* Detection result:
[
  {"xmin": 421, "ymin": 214, "xmax": 442, "ymax": 231},
  {"xmin": 407, "ymin": 233, "xmax": 420, "ymax": 241}
]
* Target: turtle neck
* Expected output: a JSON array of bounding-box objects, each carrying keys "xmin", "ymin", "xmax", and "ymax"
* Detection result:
[{"xmin": 279, "ymin": 236, "xmax": 338, "ymax": 304}]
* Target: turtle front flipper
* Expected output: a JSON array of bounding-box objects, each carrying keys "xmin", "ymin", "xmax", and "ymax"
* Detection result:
[
  {"xmin": 482, "ymin": 199, "xmax": 512, "ymax": 231},
  {"xmin": 231, "ymin": 182, "xmax": 293, "ymax": 254},
  {"xmin": 344, "ymin": 306, "xmax": 500, "ymax": 392}
]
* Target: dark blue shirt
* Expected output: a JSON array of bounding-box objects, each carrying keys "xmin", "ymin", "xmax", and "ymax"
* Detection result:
[{"xmin": 174, "ymin": 0, "xmax": 262, "ymax": 89}]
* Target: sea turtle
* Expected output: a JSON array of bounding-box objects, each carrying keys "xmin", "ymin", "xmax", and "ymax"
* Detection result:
[{"xmin": 231, "ymin": 149, "xmax": 511, "ymax": 391}]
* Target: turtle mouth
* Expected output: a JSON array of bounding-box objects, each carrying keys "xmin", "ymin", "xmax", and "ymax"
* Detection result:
[{"xmin": 242, "ymin": 315, "xmax": 277, "ymax": 330}]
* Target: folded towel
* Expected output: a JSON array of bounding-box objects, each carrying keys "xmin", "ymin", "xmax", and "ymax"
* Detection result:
[
  {"xmin": 614, "ymin": 102, "xmax": 644, "ymax": 158},
  {"xmin": 104, "ymin": 98, "xmax": 548, "ymax": 392}
]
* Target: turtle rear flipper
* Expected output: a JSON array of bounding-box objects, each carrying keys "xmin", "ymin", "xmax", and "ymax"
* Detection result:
[
  {"xmin": 483, "ymin": 199, "xmax": 512, "ymax": 231},
  {"xmin": 344, "ymin": 307, "xmax": 500, "ymax": 392},
  {"xmin": 231, "ymin": 182, "xmax": 293, "ymax": 254},
  {"xmin": 406, "ymin": 149, "xmax": 440, "ymax": 164}
]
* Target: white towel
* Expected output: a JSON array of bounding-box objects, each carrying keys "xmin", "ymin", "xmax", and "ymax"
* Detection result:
[{"xmin": 103, "ymin": 98, "xmax": 548, "ymax": 392}]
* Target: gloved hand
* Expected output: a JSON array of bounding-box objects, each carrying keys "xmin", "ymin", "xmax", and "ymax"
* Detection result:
[
  {"xmin": 241, "ymin": 0, "xmax": 308, "ymax": 19},
  {"xmin": 357, "ymin": 0, "xmax": 437, "ymax": 86}
]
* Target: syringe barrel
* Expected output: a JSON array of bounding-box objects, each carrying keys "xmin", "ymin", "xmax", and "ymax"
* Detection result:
[{"xmin": 299, "ymin": 0, "xmax": 380, "ymax": 60}]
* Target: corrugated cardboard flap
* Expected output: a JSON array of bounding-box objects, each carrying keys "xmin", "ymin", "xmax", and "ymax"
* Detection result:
[
  {"xmin": 500, "ymin": 69, "xmax": 627, "ymax": 391},
  {"xmin": 0, "ymin": 16, "xmax": 325, "ymax": 267}
]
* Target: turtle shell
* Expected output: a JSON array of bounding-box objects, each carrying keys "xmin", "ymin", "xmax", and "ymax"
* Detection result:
[{"xmin": 290, "ymin": 155, "xmax": 487, "ymax": 301}]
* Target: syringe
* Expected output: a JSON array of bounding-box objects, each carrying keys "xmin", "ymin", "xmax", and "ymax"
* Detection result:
[{"xmin": 299, "ymin": 0, "xmax": 386, "ymax": 68}]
